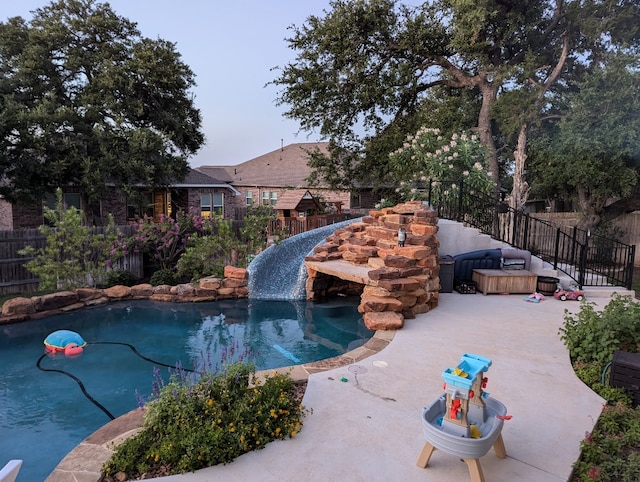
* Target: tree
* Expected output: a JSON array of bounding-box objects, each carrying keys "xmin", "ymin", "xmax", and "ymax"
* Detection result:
[
  {"xmin": 272, "ymin": 0, "xmax": 566, "ymax": 192},
  {"xmin": 19, "ymin": 188, "xmax": 118, "ymax": 290},
  {"xmin": 273, "ymin": 0, "xmax": 640, "ymax": 220},
  {"xmin": 528, "ymin": 53, "xmax": 640, "ymax": 229},
  {"xmin": 0, "ymin": 0, "xmax": 204, "ymax": 205}
]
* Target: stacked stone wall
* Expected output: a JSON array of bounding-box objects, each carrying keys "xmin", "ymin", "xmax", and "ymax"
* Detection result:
[
  {"xmin": 0, "ymin": 266, "xmax": 249, "ymax": 325},
  {"xmin": 305, "ymin": 201, "xmax": 440, "ymax": 330}
]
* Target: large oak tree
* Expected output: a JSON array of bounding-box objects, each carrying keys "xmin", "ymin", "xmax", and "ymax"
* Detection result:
[
  {"xmin": 0, "ymin": 0, "xmax": 204, "ymax": 204},
  {"xmin": 272, "ymin": 0, "xmax": 564, "ymax": 193},
  {"xmin": 272, "ymin": 0, "xmax": 640, "ymax": 218}
]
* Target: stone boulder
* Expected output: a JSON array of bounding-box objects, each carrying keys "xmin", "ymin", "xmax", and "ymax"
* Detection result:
[
  {"xmin": 363, "ymin": 311, "xmax": 404, "ymax": 330},
  {"xmin": 34, "ymin": 291, "xmax": 79, "ymax": 311},
  {"xmin": 358, "ymin": 295, "xmax": 404, "ymax": 313},
  {"xmin": 1, "ymin": 297, "xmax": 35, "ymax": 316},
  {"xmin": 103, "ymin": 285, "xmax": 132, "ymax": 300},
  {"xmin": 223, "ymin": 266, "xmax": 247, "ymax": 279},
  {"xmin": 171, "ymin": 284, "xmax": 196, "ymax": 297},
  {"xmin": 199, "ymin": 277, "xmax": 222, "ymax": 290},
  {"xmin": 131, "ymin": 284, "xmax": 154, "ymax": 298}
]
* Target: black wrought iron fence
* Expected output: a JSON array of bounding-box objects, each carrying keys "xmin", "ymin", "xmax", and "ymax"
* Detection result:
[{"xmin": 427, "ymin": 180, "xmax": 635, "ymax": 289}]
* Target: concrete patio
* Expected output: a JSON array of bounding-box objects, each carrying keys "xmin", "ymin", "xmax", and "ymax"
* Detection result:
[{"xmin": 141, "ymin": 290, "xmax": 607, "ymax": 482}]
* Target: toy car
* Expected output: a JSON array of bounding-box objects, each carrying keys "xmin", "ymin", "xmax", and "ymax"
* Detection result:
[{"xmin": 553, "ymin": 288, "xmax": 585, "ymax": 301}]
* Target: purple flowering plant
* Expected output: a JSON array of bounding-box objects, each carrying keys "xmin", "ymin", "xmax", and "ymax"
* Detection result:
[{"xmin": 110, "ymin": 209, "xmax": 214, "ymax": 271}]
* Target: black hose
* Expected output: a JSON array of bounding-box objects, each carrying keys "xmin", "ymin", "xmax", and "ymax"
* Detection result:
[
  {"xmin": 89, "ymin": 341, "xmax": 195, "ymax": 372},
  {"xmin": 36, "ymin": 353, "xmax": 116, "ymax": 420},
  {"xmin": 36, "ymin": 341, "xmax": 195, "ymax": 421}
]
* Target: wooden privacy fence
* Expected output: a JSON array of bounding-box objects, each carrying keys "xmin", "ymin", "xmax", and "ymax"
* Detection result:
[
  {"xmin": 0, "ymin": 229, "xmax": 44, "ymax": 295},
  {"xmin": 0, "ymin": 226, "xmax": 142, "ymax": 296},
  {"xmin": 267, "ymin": 213, "xmax": 351, "ymax": 237}
]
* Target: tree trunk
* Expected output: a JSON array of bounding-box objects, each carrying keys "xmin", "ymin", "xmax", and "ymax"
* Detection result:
[
  {"xmin": 510, "ymin": 123, "xmax": 530, "ymax": 211},
  {"xmin": 576, "ymin": 186, "xmax": 602, "ymax": 230},
  {"xmin": 477, "ymin": 80, "xmax": 499, "ymax": 189}
]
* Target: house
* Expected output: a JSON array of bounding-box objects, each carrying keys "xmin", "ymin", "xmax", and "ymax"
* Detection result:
[
  {"xmin": 0, "ymin": 168, "xmax": 241, "ymax": 229},
  {"xmin": 197, "ymin": 142, "xmax": 378, "ymax": 219}
]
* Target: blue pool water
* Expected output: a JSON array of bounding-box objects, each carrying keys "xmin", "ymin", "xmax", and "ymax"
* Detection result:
[{"xmin": 0, "ymin": 298, "xmax": 373, "ymax": 482}]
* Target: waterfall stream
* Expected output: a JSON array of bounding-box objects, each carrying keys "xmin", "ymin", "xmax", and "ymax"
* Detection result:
[{"xmin": 247, "ymin": 218, "xmax": 361, "ymax": 300}]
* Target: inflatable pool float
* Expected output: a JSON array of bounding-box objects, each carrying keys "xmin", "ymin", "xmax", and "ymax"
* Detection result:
[{"xmin": 44, "ymin": 330, "xmax": 86, "ymax": 356}]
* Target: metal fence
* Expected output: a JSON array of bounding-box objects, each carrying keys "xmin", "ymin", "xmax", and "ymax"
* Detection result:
[{"xmin": 427, "ymin": 180, "xmax": 635, "ymax": 289}]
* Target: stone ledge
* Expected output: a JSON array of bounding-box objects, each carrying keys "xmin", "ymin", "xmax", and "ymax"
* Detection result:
[{"xmin": 0, "ymin": 271, "xmax": 250, "ymax": 325}]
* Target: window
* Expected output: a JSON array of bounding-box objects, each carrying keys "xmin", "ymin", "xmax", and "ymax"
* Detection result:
[
  {"xmin": 246, "ymin": 190, "xmax": 253, "ymax": 206},
  {"xmin": 127, "ymin": 191, "xmax": 154, "ymax": 220},
  {"xmin": 200, "ymin": 193, "xmax": 211, "ymax": 217},
  {"xmin": 44, "ymin": 192, "xmax": 82, "ymax": 211},
  {"xmin": 261, "ymin": 191, "xmax": 278, "ymax": 206},
  {"xmin": 213, "ymin": 192, "xmax": 223, "ymax": 216},
  {"xmin": 350, "ymin": 192, "xmax": 361, "ymax": 209}
]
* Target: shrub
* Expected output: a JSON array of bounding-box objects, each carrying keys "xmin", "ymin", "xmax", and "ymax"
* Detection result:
[
  {"xmin": 563, "ymin": 295, "xmax": 640, "ymax": 481},
  {"xmin": 150, "ymin": 269, "xmax": 177, "ymax": 286},
  {"xmin": 103, "ymin": 269, "xmax": 138, "ymax": 288},
  {"xmin": 112, "ymin": 210, "xmax": 211, "ymax": 271},
  {"xmin": 388, "ymin": 128, "xmax": 495, "ymax": 202},
  {"xmin": 573, "ymin": 361, "xmax": 632, "ymax": 406},
  {"xmin": 102, "ymin": 362, "xmax": 307, "ymax": 479},
  {"xmin": 19, "ymin": 188, "xmax": 118, "ymax": 290},
  {"xmin": 176, "ymin": 219, "xmax": 236, "ymax": 279},
  {"xmin": 176, "ymin": 205, "xmax": 283, "ymax": 281},
  {"xmin": 572, "ymin": 403, "xmax": 640, "ymax": 482},
  {"xmin": 559, "ymin": 294, "xmax": 640, "ymax": 366}
]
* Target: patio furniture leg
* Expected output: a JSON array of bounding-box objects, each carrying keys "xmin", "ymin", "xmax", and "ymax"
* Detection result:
[{"xmin": 416, "ymin": 441, "xmax": 436, "ymax": 467}]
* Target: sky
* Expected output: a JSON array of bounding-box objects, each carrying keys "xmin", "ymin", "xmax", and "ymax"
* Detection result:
[{"xmin": 0, "ymin": 0, "xmax": 337, "ymax": 167}]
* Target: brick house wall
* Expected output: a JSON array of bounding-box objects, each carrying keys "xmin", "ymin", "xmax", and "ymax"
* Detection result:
[
  {"xmin": 11, "ymin": 202, "xmax": 43, "ymax": 229},
  {"xmin": 98, "ymin": 188, "xmax": 128, "ymax": 225},
  {"xmin": 186, "ymin": 188, "xmax": 242, "ymax": 219}
]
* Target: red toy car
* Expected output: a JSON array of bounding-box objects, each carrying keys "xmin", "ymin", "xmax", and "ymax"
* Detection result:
[{"xmin": 554, "ymin": 288, "xmax": 585, "ymax": 301}]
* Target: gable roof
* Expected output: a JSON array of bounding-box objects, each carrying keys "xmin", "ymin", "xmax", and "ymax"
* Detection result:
[
  {"xmin": 198, "ymin": 142, "xmax": 329, "ymax": 188},
  {"xmin": 274, "ymin": 189, "xmax": 321, "ymax": 211},
  {"xmin": 171, "ymin": 168, "xmax": 240, "ymax": 194}
]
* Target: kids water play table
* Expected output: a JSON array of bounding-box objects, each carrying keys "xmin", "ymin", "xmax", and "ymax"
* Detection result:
[{"xmin": 471, "ymin": 269, "xmax": 537, "ymax": 295}]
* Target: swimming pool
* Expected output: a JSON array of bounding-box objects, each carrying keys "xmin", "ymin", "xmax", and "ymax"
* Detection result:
[{"xmin": 0, "ymin": 297, "xmax": 373, "ymax": 482}]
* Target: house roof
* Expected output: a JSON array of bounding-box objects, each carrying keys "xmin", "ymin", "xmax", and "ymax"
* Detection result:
[
  {"xmin": 171, "ymin": 169, "xmax": 240, "ymax": 194},
  {"xmin": 274, "ymin": 189, "xmax": 321, "ymax": 211},
  {"xmin": 197, "ymin": 142, "xmax": 329, "ymax": 188}
]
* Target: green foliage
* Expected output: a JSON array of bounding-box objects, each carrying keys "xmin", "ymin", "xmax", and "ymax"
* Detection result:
[
  {"xmin": 572, "ymin": 404, "xmax": 640, "ymax": 482},
  {"xmin": 559, "ymin": 294, "xmax": 640, "ymax": 366},
  {"xmin": 102, "ymin": 362, "xmax": 307, "ymax": 479},
  {"xmin": 18, "ymin": 189, "xmax": 118, "ymax": 290},
  {"xmin": 573, "ymin": 362, "xmax": 632, "ymax": 406},
  {"xmin": 388, "ymin": 127, "xmax": 495, "ymax": 202},
  {"xmin": 238, "ymin": 205, "xmax": 284, "ymax": 259},
  {"xmin": 113, "ymin": 210, "xmax": 210, "ymax": 271},
  {"xmin": 0, "ymin": 0, "xmax": 203, "ymax": 203},
  {"xmin": 176, "ymin": 205, "xmax": 281, "ymax": 280},
  {"xmin": 559, "ymin": 292, "xmax": 640, "ymax": 480},
  {"xmin": 273, "ymin": 0, "xmax": 640, "ymax": 221},
  {"xmin": 176, "ymin": 218, "xmax": 235, "ymax": 279},
  {"xmin": 149, "ymin": 269, "xmax": 177, "ymax": 287},
  {"xmin": 528, "ymin": 52, "xmax": 640, "ymax": 228},
  {"xmin": 102, "ymin": 269, "xmax": 138, "ymax": 288}
]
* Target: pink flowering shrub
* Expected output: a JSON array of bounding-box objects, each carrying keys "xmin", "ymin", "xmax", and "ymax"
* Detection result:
[{"xmin": 111, "ymin": 210, "xmax": 212, "ymax": 271}]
